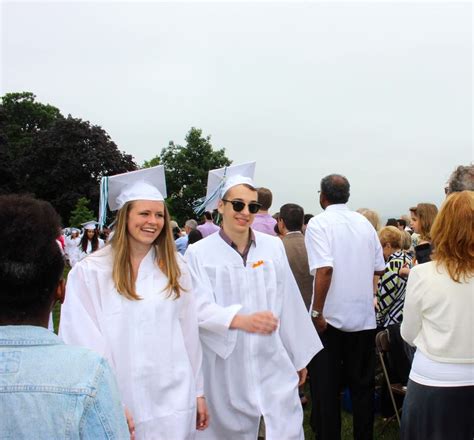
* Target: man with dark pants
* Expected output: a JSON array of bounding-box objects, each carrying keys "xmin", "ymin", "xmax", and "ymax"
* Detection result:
[{"xmin": 305, "ymin": 174, "xmax": 385, "ymax": 440}]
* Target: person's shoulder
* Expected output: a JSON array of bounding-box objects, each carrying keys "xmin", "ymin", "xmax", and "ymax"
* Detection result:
[
  {"xmin": 74, "ymin": 245, "xmax": 113, "ymax": 271},
  {"xmin": 50, "ymin": 344, "xmax": 112, "ymax": 389},
  {"xmin": 254, "ymin": 230, "xmax": 285, "ymax": 253}
]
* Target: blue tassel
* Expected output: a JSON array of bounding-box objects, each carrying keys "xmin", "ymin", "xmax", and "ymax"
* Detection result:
[{"xmin": 98, "ymin": 176, "xmax": 109, "ymax": 231}]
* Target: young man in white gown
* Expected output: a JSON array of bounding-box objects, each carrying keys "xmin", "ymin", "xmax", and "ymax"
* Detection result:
[{"xmin": 186, "ymin": 162, "xmax": 322, "ymax": 440}]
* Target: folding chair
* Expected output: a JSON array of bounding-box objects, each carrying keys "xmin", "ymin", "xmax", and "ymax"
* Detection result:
[{"xmin": 375, "ymin": 329, "xmax": 407, "ymax": 427}]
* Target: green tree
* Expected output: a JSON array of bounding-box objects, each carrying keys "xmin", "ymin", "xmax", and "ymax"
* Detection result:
[
  {"xmin": 142, "ymin": 155, "xmax": 160, "ymax": 168},
  {"xmin": 1, "ymin": 92, "xmax": 62, "ymax": 157},
  {"xmin": 69, "ymin": 197, "xmax": 95, "ymax": 227},
  {"xmin": 18, "ymin": 115, "xmax": 137, "ymax": 222},
  {"xmin": 0, "ymin": 92, "xmax": 137, "ymax": 222},
  {"xmin": 159, "ymin": 127, "xmax": 232, "ymax": 225}
]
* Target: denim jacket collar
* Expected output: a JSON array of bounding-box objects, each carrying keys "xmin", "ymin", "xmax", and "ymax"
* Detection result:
[{"xmin": 0, "ymin": 325, "xmax": 61, "ymax": 347}]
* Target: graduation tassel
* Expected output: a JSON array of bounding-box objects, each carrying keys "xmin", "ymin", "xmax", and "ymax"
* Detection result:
[
  {"xmin": 98, "ymin": 176, "xmax": 109, "ymax": 232},
  {"xmin": 192, "ymin": 167, "xmax": 228, "ymax": 217}
]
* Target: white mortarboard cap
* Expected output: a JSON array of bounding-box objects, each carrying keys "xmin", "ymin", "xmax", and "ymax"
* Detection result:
[
  {"xmin": 194, "ymin": 162, "xmax": 256, "ymax": 213},
  {"xmin": 82, "ymin": 221, "xmax": 98, "ymax": 230},
  {"xmin": 99, "ymin": 165, "xmax": 167, "ymax": 228},
  {"xmin": 107, "ymin": 165, "xmax": 166, "ymax": 211},
  {"xmin": 71, "ymin": 227, "xmax": 80, "ymax": 234}
]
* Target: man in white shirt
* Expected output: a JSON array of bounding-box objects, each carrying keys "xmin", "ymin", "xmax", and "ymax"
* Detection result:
[{"xmin": 305, "ymin": 174, "xmax": 385, "ymax": 440}]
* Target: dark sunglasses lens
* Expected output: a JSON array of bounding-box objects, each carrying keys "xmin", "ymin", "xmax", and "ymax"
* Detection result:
[
  {"xmin": 248, "ymin": 203, "xmax": 260, "ymax": 214},
  {"xmin": 231, "ymin": 201, "xmax": 245, "ymax": 212}
]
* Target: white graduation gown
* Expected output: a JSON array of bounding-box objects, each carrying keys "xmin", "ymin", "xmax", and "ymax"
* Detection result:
[
  {"xmin": 64, "ymin": 236, "xmax": 80, "ymax": 265},
  {"xmin": 73, "ymin": 238, "xmax": 105, "ymax": 266},
  {"xmin": 185, "ymin": 231, "xmax": 323, "ymax": 440},
  {"xmin": 59, "ymin": 245, "xmax": 203, "ymax": 440}
]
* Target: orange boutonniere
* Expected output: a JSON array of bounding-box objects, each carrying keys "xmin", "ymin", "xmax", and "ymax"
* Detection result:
[
  {"xmin": 158, "ymin": 259, "xmax": 165, "ymax": 270},
  {"xmin": 252, "ymin": 260, "xmax": 264, "ymax": 269}
]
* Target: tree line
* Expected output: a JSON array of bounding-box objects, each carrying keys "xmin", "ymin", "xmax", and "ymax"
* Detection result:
[{"xmin": 0, "ymin": 92, "xmax": 231, "ymax": 226}]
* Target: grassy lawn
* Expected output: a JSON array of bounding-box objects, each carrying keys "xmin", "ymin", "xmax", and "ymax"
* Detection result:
[{"xmin": 302, "ymin": 386, "xmax": 400, "ymax": 440}]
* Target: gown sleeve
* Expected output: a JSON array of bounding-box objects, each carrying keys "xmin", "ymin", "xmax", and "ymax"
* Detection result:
[
  {"xmin": 276, "ymin": 241, "xmax": 323, "ymax": 371},
  {"xmin": 178, "ymin": 263, "xmax": 205, "ymax": 396},
  {"xmin": 185, "ymin": 246, "xmax": 242, "ymax": 360},
  {"xmin": 59, "ymin": 263, "xmax": 115, "ymax": 369}
]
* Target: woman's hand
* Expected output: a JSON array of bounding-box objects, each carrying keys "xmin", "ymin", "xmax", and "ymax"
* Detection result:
[
  {"xmin": 196, "ymin": 396, "xmax": 209, "ymax": 431},
  {"xmin": 124, "ymin": 406, "xmax": 135, "ymax": 440}
]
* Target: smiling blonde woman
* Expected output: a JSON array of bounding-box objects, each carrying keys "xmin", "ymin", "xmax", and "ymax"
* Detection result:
[{"xmin": 60, "ymin": 165, "xmax": 208, "ymax": 440}]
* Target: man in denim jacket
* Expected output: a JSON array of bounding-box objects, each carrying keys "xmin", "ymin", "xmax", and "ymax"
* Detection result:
[{"xmin": 0, "ymin": 195, "xmax": 129, "ymax": 439}]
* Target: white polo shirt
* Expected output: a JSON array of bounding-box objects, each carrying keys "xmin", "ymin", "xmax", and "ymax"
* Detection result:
[{"xmin": 305, "ymin": 204, "xmax": 385, "ymax": 332}]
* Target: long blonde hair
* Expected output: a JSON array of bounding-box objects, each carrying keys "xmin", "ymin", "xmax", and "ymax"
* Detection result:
[
  {"xmin": 111, "ymin": 201, "xmax": 184, "ymax": 300},
  {"xmin": 431, "ymin": 191, "xmax": 474, "ymax": 283}
]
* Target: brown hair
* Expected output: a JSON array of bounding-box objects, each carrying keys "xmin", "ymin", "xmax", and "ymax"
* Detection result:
[
  {"xmin": 111, "ymin": 201, "xmax": 184, "ymax": 300},
  {"xmin": 431, "ymin": 191, "xmax": 474, "ymax": 283},
  {"xmin": 378, "ymin": 226, "xmax": 402, "ymax": 249},
  {"xmin": 257, "ymin": 187, "xmax": 273, "ymax": 211},
  {"xmin": 409, "ymin": 203, "xmax": 438, "ymax": 241}
]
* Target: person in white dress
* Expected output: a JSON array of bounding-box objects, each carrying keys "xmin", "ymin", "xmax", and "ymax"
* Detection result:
[
  {"xmin": 186, "ymin": 162, "xmax": 322, "ymax": 440},
  {"xmin": 64, "ymin": 228, "xmax": 81, "ymax": 266},
  {"xmin": 72, "ymin": 221, "xmax": 105, "ymax": 266},
  {"xmin": 60, "ymin": 165, "xmax": 208, "ymax": 440}
]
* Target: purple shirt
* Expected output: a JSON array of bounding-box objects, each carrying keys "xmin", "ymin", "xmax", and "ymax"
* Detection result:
[
  {"xmin": 251, "ymin": 213, "xmax": 277, "ymax": 236},
  {"xmin": 219, "ymin": 228, "xmax": 256, "ymax": 266},
  {"xmin": 197, "ymin": 221, "xmax": 220, "ymax": 238}
]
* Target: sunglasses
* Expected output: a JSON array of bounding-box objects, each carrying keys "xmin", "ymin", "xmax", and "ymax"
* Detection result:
[{"xmin": 222, "ymin": 199, "xmax": 262, "ymax": 214}]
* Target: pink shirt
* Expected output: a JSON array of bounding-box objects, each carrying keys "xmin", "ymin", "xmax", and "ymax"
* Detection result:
[
  {"xmin": 251, "ymin": 213, "xmax": 277, "ymax": 236},
  {"xmin": 197, "ymin": 221, "xmax": 220, "ymax": 238}
]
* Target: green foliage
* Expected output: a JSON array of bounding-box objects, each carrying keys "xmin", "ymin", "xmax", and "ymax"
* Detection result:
[
  {"xmin": 0, "ymin": 92, "xmax": 137, "ymax": 222},
  {"xmin": 1, "ymin": 92, "xmax": 62, "ymax": 159},
  {"xmin": 142, "ymin": 155, "xmax": 160, "ymax": 168},
  {"xmin": 159, "ymin": 127, "xmax": 232, "ymax": 225},
  {"xmin": 69, "ymin": 197, "xmax": 95, "ymax": 227}
]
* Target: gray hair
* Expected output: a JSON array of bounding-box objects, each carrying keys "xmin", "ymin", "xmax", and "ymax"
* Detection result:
[
  {"xmin": 447, "ymin": 164, "xmax": 474, "ymax": 194},
  {"xmin": 320, "ymin": 174, "xmax": 350, "ymax": 204},
  {"xmin": 185, "ymin": 219, "xmax": 198, "ymax": 230}
]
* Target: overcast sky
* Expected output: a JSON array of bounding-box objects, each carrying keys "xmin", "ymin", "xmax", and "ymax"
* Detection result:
[{"xmin": 2, "ymin": 1, "xmax": 472, "ymax": 219}]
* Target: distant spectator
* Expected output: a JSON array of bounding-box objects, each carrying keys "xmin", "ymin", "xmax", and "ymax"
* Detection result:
[
  {"xmin": 446, "ymin": 163, "xmax": 474, "ymax": 194},
  {"xmin": 188, "ymin": 229, "xmax": 203, "ymax": 246},
  {"xmin": 397, "ymin": 218, "xmax": 407, "ymax": 231},
  {"xmin": 197, "ymin": 211, "xmax": 220, "ymax": 238},
  {"xmin": 251, "ymin": 187, "xmax": 277, "ymax": 235},
  {"xmin": 175, "ymin": 219, "xmax": 198, "ymax": 255},
  {"xmin": 358, "ymin": 208, "xmax": 381, "ymax": 231},
  {"xmin": 386, "ymin": 218, "xmax": 398, "ymax": 227},
  {"xmin": 408, "ymin": 203, "xmax": 438, "ymax": 264},
  {"xmin": 376, "ymin": 226, "xmax": 413, "ymax": 328},
  {"xmin": 278, "ymin": 203, "xmax": 313, "ymax": 310},
  {"xmin": 303, "ymin": 213, "xmax": 313, "ymax": 234}
]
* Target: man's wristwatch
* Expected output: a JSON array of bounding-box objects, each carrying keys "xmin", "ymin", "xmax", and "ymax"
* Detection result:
[{"xmin": 311, "ymin": 309, "xmax": 322, "ymax": 319}]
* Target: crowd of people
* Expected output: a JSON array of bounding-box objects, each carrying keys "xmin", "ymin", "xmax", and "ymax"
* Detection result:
[{"xmin": 0, "ymin": 162, "xmax": 472, "ymax": 440}]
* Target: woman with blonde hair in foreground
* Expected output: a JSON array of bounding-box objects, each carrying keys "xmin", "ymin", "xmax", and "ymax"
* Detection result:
[
  {"xmin": 60, "ymin": 166, "xmax": 208, "ymax": 440},
  {"xmin": 400, "ymin": 191, "xmax": 474, "ymax": 440}
]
